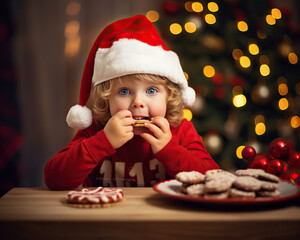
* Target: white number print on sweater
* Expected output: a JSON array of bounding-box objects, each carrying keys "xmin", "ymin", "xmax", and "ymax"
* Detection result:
[{"xmin": 99, "ymin": 158, "xmax": 166, "ymax": 187}]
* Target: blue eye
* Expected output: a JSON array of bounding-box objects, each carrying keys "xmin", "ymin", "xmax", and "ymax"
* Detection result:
[
  {"xmin": 146, "ymin": 88, "xmax": 158, "ymax": 95},
  {"xmin": 119, "ymin": 88, "xmax": 129, "ymax": 95}
]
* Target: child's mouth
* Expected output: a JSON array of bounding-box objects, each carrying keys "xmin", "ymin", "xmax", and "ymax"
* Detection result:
[{"xmin": 133, "ymin": 116, "xmax": 150, "ymax": 120}]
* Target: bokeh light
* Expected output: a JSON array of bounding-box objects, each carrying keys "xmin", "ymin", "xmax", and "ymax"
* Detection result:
[
  {"xmin": 205, "ymin": 14, "xmax": 216, "ymax": 24},
  {"xmin": 239, "ymin": 56, "xmax": 251, "ymax": 68},
  {"xmin": 233, "ymin": 94, "xmax": 247, "ymax": 107},
  {"xmin": 170, "ymin": 23, "xmax": 182, "ymax": 34},
  {"xmin": 184, "ymin": 22, "xmax": 197, "ymax": 33},
  {"xmin": 255, "ymin": 122, "xmax": 266, "ymax": 135},
  {"xmin": 278, "ymin": 98, "xmax": 289, "ymax": 110},
  {"xmin": 237, "ymin": 21, "xmax": 248, "ymax": 32},
  {"xmin": 249, "ymin": 43, "xmax": 259, "ymax": 55},
  {"xmin": 146, "ymin": 10, "xmax": 159, "ymax": 22},
  {"xmin": 203, "ymin": 65, "xmax": 215, "ymax": 77},
  {"xmin": 208, "ymin": 2, "xmax": 219, "ymax": 12}
]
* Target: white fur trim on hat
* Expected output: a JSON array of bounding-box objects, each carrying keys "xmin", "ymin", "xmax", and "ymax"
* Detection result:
[
  {"xmin": 182, "ymin": 87, "xmax": 196, "ymax": 107},
  {"xmin": 66, "ymin": 105, "xmax": 92, "ymax": 130},
  {"xmin": 92, "ymin": 39, "xmax": 195, "ymax": 107}
]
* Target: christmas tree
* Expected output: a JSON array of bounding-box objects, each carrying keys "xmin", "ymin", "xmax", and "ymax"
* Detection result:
[{"xmin": 146, "ymin": 0, "xmax": 300, "ymax": 171}]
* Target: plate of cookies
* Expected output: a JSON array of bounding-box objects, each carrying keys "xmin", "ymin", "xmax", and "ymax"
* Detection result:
[{"xmin": 153, "ymin": 169, "xmax": 300, "ymax": 206}]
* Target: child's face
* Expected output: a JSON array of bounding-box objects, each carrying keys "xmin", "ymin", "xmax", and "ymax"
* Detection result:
[{"xmin": 108, "ymin": 77, "xmax": 168, "ymax": 121}]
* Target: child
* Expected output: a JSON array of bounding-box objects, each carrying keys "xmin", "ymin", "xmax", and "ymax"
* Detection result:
[{"xmin": 44, "ymin": 15, "xmax": 219, "ymax": 190}]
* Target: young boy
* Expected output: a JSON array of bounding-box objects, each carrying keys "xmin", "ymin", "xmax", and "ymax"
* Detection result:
[{"xmin": 44, "ymin": 15, "xmax": 219, "ymax": 190}]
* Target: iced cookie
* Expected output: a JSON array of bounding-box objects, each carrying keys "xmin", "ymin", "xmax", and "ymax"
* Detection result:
[
  {"xmin": 175, "ymin": 171, "xmax": 205, "ymax": 184},
  {"xmin": 233, "ymin": 176, "xmax": 262, "ymax": 191},
  {"xmin": 229, "ymin": 188, "xmax": 256, "ymax": 199},
  {"xmin": 65, "ymin": 187, "xmax": 124, "ymax": 208}
]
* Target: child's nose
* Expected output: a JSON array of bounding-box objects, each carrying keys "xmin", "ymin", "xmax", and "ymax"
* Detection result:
[{"xmin": 132, "ymin": 95, "xmax": 145, "ymax": 108}]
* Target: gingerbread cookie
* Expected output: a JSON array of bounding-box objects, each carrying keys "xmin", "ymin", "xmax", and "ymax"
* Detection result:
[
  {"xmin": 186, "ymin": 183, "xmax": 205, "ymax": 196},
  {"xmin": 257, "ymin": 189, "xmax": 280, "ymax": 197},
  {"xmin": 204, "ymin": 176, "xmax": 234, "ymax": 193},
  {"xmin": 204, "ymin": 191, "xmax": 229, "ymax": 199},
  {"xmin": 175, "ymin": 171, "xmax": 205, "ymax": 184},
  {"xmin": 205, "ymin": 169, "xmax": 237, "ymax": 182},
  {"xmin": 133, "ymin": 119, "xmax": 150, "ymax": 127},
  {"xmin": 233, "ymin": 176, "xmax": 262, "ymax": 191},
  {"xmin": 260, "ymin": 180, "xmax": 278, "ymax": 191},
  {"xmin": 229, "ymin": 188, "xmax": 256, "ymax": 199},
  {"xmin": 257, "ymin": 172, "xmax": 280, "ymax": 183},
  {"xmin": 65, "ymin": 187, "xmax": 124, "ymax": 208},
  {"xmin": 235, "ymin": 169, "xmax": 265, "ymax": 178}
]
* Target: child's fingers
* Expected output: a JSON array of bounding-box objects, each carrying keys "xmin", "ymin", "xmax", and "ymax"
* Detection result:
[
  {"xmin": 144, "ymin": 122, "xmax": 163, "ymax": 138},
  {"xmin": 150, "ymin": 117, "xmax": 170, "ymax": 134},
  {"xmin": 139, "ymin": 132, "xmax": 156, "ymax": 144},
  {"xmin": 116, "ymin": 109, "xmax": 133, "ymax": 119}
]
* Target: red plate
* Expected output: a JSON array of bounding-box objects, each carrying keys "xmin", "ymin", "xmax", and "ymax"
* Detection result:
[{"xmin": 153, "ymin": 179, "xmax": 300, "ymax": 206}]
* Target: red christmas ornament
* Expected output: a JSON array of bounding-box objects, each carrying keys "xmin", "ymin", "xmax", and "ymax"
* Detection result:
[
  {"xmin": 280, "ymin": 168, "xmax": 300, "ymax": 184},
  {"xmin": 267, "ymin": 159, "xmax": 284, "ymax": 176},
  {"xmin": 248, "ymin": 153, "xmax": 269, "ymax": 171},
  {"xmin": 242, "ymin": 146, "xmax": 256, "ymax": 162},
  {"xmin": 268, "ymin": 138, "xmax": 289, "ymax": 160},
  {"xmin": 287, "ymin": 152, "xmax": 300, "ymax": 169}
]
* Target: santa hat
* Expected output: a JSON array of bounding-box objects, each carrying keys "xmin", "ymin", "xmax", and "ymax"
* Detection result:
[{"xmin": 66, "ymin": 15, "xmax": 195, "ymax": 130}]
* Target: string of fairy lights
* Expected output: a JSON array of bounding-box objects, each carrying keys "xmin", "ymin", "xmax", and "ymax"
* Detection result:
[{"xmin": 146, "ymin": 1, "xmax": 300, "ymax": 160}]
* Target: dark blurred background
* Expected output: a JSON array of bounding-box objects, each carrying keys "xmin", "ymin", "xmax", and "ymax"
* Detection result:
[{"xmin": 0, "ymin": 0, "xmax": 299, "ymax": 196}]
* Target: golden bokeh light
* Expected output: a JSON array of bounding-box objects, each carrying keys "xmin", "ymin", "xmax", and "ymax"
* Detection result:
[
  {"xmin": 232, "ymin": 49, "xmax": 243, "ymax": 60},
  {"xmin": 185, "ymin": 22, "xmax": 197, "ymax": 33},
  {"xmin": 185, "ymin": 1, "xmax": 193, "ymax": 12},
  {"xmin": 192, "ymin": 2, "xmax": 203, "ymax": 12},
  {"xmin": 170, "ymin": 23, "xmax": 182, "ymax": 34},
  {"xmin": 290, "ymin": 116, "xmax": 300, "ymax": 128},
  {"xmin": 288, "ymin": 52, "xmax": 298, "ymax": 64},
  {"xmin": 205, "ymin": 14, "xmax": 216, "ymax": 24},
  {"xmin": 208, "ymin": 2, "xmax": 219, "ymax": 12},
  {"xmin": 271, "ymin": 8, "xmax": 282, "ymax": 19},
  {"xmin": 255, "ymin": 122, "xmax": 266, "ymax": 135},
  {"xmin": 183, "ymin": 109, "xmax": 193, "ymax": 121},
  {"xmin": 239, "ymin": 56, "xmax": 251, "ymax": 68},
  {"xmin": 233, "ymin": 94, "xmax": 247, "ymax": 107},
  {"xmin": 203, "ymin": 65, "xmax": 215, "ymax": 78},
  {"xmin": 248, "ymin": 43, "xmax": 259, "ymax": 55},
  {"xmin": 266, "ymin": 14, "xmax": 276, "ymax": 25},
  {"xmin": 236, "ymin": 145, "xmax": 245, "ymax": 159},
  {"xmin": 237, "ymin": 21, "xmax": 248, "ymax": 32},
  {"xmin": 278, "ymin": 83, "xmax": 288, "ymax": 96},
  {"xmin": 260, "ymin": 64, "xmax": 270, "ymax": 76},
  {"xmin": 278, "ymin": 98, "xmax": 289, "ymax": 110},
  {"xmin": 146, "ymin": 10, "xmax": 159, "ymax": 22}
]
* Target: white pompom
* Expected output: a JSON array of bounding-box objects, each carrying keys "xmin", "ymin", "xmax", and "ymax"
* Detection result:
[
  {"xmin": 66, "ymin": 105, "xmax": 93, "ymax": 130},
  {"xmin": 182, "ymin": 87, "xmax": 196, "ymax": 107}
]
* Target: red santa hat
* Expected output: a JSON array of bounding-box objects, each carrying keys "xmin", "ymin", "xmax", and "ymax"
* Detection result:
[{"xmin": 66, "ymin": 15, "xmax": 195, "ymax": 130}]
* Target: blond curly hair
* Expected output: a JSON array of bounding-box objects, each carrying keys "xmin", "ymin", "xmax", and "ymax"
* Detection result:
[{"xmin": 88, "ymin": 74, "xmax": 184, "ymax": 127}]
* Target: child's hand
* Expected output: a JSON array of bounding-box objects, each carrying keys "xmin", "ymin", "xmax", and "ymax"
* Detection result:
[
  {"xmin": 104, "ymin": 110, "xmax": 135, "ymax": 149},
  {"xmin": 140, "ymin": 117, "xmax": 172, "ymax": 154}
]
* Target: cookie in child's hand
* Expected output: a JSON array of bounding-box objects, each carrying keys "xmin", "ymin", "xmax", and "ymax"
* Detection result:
[
  {"xmin": 64, "ymin": 187, "xmax": 124, "ymax": 208},
  {"xmin": 133, "ymin": 119, "xmax": 150, "ymax": 127}
]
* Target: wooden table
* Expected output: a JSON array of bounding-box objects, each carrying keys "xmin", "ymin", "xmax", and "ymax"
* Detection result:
[{"xmin": 0, "ymin": 187, "xmax": 300, "ymax": 240}]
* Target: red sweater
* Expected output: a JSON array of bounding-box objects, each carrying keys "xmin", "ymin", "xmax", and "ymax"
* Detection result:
[{"xmin": 44, "ymin": 119, "xmax": 219, "ymax": 190}]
